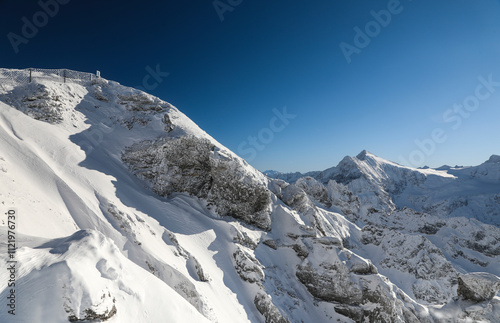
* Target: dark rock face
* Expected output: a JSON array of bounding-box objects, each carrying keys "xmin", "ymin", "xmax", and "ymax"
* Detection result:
[
  {"xmin": 254, "ymin": 293, "xmax": 290, "ymax": 323},
  {"xmin": 233, "ymin": 247, "xmax": 265, "ymax": 284},
  {"xmin": 122, "ymin": 135, "xmax": 272, "ymax": 230},
  {"xmin": 457, "ymin": 273, "xmax": 500, "ymax": 302},
  {"xmin": 68, "ymin": 305, "xmax": 117, "ymax": 322},
  {"xmin": 296, "ymin": 263, "xmax": 363, "ymax": 305}
]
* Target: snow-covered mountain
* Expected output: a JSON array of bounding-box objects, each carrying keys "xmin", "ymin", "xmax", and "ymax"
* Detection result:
[{"xmin": 0, "ymin": 68, "xmax": 499, "ymax": 322}]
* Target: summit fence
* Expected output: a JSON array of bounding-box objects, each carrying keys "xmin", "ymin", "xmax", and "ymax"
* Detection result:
[{"xmin": 0, "ymin": 68, "xmax": 99, "ymax": 86}]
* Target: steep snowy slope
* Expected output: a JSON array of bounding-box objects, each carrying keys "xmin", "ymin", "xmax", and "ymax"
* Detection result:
[{"xmin": 0, "ymin": 69, "xmax": 499, "ymax": 322}]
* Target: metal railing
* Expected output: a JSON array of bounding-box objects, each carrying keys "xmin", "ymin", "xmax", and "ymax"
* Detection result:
[{"xmin": 0, "ymin": 68, "xmax": 98, "ymax": 86}]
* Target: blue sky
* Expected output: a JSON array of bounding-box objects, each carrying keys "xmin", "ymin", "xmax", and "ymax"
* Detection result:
[{"xmin": 1, "ymin": 0, "xmax": 500, "ymax": 172}]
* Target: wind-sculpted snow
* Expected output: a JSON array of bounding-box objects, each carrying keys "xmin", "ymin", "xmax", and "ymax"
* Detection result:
[
  {"xmin": 1, "ymin": 68, "xmax": 500, "ymax": 322},
  {"xmin": 0, "ymin": 229, "xmax": 209, "ymax": 323}
]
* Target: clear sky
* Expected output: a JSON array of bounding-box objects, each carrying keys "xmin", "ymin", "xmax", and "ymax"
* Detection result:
[{"xmin": 1, "ymin": 0, "xmax": 500, "ymax": 172}]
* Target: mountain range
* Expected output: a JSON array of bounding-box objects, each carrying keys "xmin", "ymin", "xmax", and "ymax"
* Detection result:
[{"xmin": 0, "ymin": 68, "xmax": 499, "ymax": 322}]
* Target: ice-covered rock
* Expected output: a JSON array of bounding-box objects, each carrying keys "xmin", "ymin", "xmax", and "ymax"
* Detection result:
[{"xmin": 123, "ymin": 136, "xmax": 272, "ymax": 230}]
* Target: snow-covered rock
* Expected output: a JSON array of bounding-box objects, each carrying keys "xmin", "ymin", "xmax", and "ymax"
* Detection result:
[
  {"xmin": 457, "ymin": 272, "xmax": 500, "ymax": 302},
  {"xmin": 122, "ymin": 136, "xmax": 272, "ymax": 230}
]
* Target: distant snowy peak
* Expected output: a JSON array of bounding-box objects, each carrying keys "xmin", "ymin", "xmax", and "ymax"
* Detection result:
[
  {"xmin": 267, "ymin": 151, "xmax": 499, "ymax": 185},
  {"xmin": 355, "ymin": 149, "xmax": 370, "ymax": 160},
  {"xmin": 262, "ymin": 170, "xmax": 282, "ymax": 177},
  {"xmin": 448, "ymin": 154, "xmax": 500, "ymax": 181},
  {"xmin": 317, "ymin": 150, "xmax": 455, "ymax": 187},
  {"xmin": 486, "ymin": 154, "xmax": 500, "ymax": 164}
]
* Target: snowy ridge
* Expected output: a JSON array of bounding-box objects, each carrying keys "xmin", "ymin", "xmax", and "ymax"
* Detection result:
[{"xmin": 0, "ymin": 68, "xmax": 499, "ymax": 322}]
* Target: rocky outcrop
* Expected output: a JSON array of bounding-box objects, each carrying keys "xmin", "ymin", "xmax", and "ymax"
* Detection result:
[
  {"xmin": 457, "ymin": 272, "xmax": 500, "ymax": 302},
  {"xmin": 233, "ymin": 247, "xmax": 265, "ymax": 284},
  {"xmin": 361, "ymin": 225, "xmax": 458, "ymax": 304},
  {"xmin": 122, "ymin": 135, "xmax": 272, "ymax": 230},
  {"xmin": 268, "ymin": 179, "xmax": 329, "ymax": 235},
  {"xmin": 295, "ymin": 238, "xmax": 420, "ymax": 322},
  {"xmin": 295, "ymin": 176, "xmax": 331, "ymax": 207},
  {"xmin": 254, "ymin": 293, "xmax": 290, "ymax": 323},
  {"xmin": 67, "ymin": 304, "xmax": 117, "ymax": 322}
]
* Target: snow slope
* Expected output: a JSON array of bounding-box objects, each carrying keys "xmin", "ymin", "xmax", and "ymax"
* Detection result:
[{"xmin": 0, "ymin": 69, "xmax": 499, "ymax": 322}]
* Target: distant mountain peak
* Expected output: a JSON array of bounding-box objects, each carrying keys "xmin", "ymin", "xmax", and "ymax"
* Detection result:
[
  {"xmin": 486, "ymin": 154, "xmax": 500, "ymax": 163},
  {"xmin": 356, "ymin": 150, "xmax": 370, "ymax": 160},
  {"xmin": 262, "ymin": 170, "xmax": 282, "ymax": 176}
]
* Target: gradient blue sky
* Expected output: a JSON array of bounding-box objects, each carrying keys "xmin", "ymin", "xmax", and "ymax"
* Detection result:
[{"xmin": 1, "ymin": 0, "xmax": 500, "ymax": 172}]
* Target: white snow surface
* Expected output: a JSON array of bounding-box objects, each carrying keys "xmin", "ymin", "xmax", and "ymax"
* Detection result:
[{"xmin": 0, "ymin": 69, "xmax": 499, "ymax": 322}]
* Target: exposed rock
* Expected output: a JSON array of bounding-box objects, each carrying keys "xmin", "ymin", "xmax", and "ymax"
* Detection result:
[
  {"xmin": 254, "ymin": 292, "xmax": 290, "ymax": 323},
  {"xmin": 294, "ymin": 238, "xmax": 426, "ymax": 322},
  {"xmin": 297, "ymin": 262, "xmax": 418, "ymax": 322},
  {"xmin": 68, "ymin": 305, "xmax": 117, "ymax": 322},
  {"xmin": 360, "ymin": 225, "xmax": 385, "ymax": 246},
  {"xmin": 233, "ymin": 247, "xmax": 265, "ymax": 284},
  {"xmin": 290, "ymin": 243, "xmax": 309, "ymax": 259},
  {"xmin": 296, "ymin": 263, "xmax": 363, "ymax": 305},
  {"xmin": 122, "ymin": 135, "xmax": 272, "ymax": 230},
  {"xmin": 262, "ymin": 239, "xmax": 278, "ymax": 250},
  {"xmin": 64, "ymin": 289, "xmax": 117, "ymax": 323},
  {"xmin": 362, "ymin": 226, "xmax": 458, "ymax": 304},
  {"xmin": 233, "ymin": 229, "xmax": 258, "ymax": 250},
  {"xmin": 163, "ymin": 113, "xmax": 175, "ymax": 132},
  {"xmin": 187, "ymin": 256, "xmax": 210, "ymax": 282},
  {"xmin": 418, "ymin": 224, "xmax": 441, "ymax": 235},
  {"xmin": 457, "ymin": 272, "xmax": 500, "ymax": 302}
]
